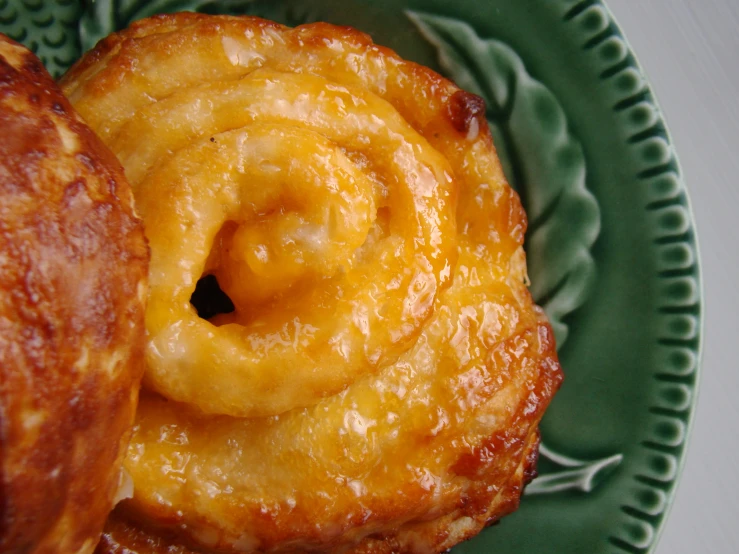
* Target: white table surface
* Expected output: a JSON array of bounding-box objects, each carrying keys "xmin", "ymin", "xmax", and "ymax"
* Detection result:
[{"xmin": 603, "ymin": 1, "xmax": 738, "ymax": 552}]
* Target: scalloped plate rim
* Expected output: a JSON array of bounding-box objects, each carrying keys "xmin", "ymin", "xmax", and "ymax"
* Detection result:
[{"xmin": 595, "ymin": 0, "xmax": 704, "ymax": 549}]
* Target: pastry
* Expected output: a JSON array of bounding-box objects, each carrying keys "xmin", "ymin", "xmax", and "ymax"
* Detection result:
[
  {"xmin": 0, "ymin": 35, "xmax": 149, "ymax": 553},
  {"xmin": 61, "ymin": 13, "xmax": 563, "ymax": 553}
]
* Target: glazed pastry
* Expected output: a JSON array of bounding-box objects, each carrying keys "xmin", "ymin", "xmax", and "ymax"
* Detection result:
[
  {"xmin": 61, "ymin": 13, "xmax": 563, "ymax": 553},
  {"xmin": 0, "ymin": 35, "xmax": 149, "ymax": 553}
]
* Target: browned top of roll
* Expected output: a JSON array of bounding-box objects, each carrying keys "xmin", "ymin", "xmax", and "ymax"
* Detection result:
[{"xmin": 0, "ymin": 34, "xmax": 149, "ymax": 554}]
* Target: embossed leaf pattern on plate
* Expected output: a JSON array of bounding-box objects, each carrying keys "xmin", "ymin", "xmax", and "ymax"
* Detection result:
[
  {"xmin": 407, "ymin": 11, "xmax": 601, "ymax": 348},
  {"xmin": 408, "ymin": 10, "xmax": 618, "ymax": 495}
]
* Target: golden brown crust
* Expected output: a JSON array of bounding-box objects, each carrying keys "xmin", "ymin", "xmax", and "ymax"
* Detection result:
[
  {"xmin": 0, "ymin": 35, "xmax": 149, "ymax": 553},
  {"xmin": 61, "ymin": 14, "xmax": 563, "ymax": 553},
  {"xmin": 95, "ymin": 388, "xmax": 549, "ymax": 554},
  {"xmin": 95, "ymin": 433, "xmax": 542, "ymax": 554}
]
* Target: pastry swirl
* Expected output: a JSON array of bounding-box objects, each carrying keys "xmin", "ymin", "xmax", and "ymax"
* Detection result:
[{"xmin": 61, "ymin": 13, "xmax": 563, "ymax": 553}]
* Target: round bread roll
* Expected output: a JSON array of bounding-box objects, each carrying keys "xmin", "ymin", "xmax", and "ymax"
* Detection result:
[
  {"xmin": 61, "ymin": 13, "xmax": 563, "ymax": 553},
  {"xmin": 0, "ymin": 35, "xmax": 149, "ymax": 553}
]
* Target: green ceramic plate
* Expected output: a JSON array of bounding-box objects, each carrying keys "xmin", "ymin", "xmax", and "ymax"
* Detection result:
[{"xmin": 0, "ymin": 0, "xmax": 702, "ymax": 552}]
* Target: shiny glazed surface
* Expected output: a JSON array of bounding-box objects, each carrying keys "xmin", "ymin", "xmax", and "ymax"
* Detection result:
[
  {"xmin": 0, "ymin": 34, "xmax": 148, "ymax": 554},
  {"xmin": 61, "ymin": 13, "xmax": 563, "ymax": 553}
]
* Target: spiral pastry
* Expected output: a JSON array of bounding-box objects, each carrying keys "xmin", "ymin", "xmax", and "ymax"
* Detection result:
[
  {"xmin": 0, "ymin": 35, "xmax": 148, "ymax": 553},
  {"xmin": 61, "ymin": 13, "xmax": 563, "ymax": 553}
]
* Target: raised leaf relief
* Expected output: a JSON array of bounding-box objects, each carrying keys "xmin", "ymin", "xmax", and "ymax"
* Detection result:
[
  {"xmin": 408, "ymin": 11, "xmax": 616, "ymax": 496},
  {"xmin": 407, "ymin": 10, "xmax": 601, "ymax": 348},
  {"xmin": 527, "ymin": 444, "xmax": 623, "ymax": 495}
]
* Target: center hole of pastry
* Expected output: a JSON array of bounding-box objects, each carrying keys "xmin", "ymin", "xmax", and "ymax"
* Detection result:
[{"xmin": 190, "ymin": 274, "xmax": 235, "ymax": 320}]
